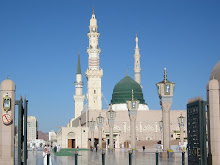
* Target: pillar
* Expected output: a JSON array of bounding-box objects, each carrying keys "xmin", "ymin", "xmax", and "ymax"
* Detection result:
[
  {"xmin": 180, "ymin": 125, "xmax": 184, "ymax": 146},
  {"xmin": 130, "ymin": 115, "xmax": 137, "ymax": 152},
  {"xmin": 98, "ymin": 127, "xmax": 102, "ymax": 150},
  {"xmin": 109, "ymin": 123, "xmax": 114, "ymax": 151},
  {"xmin": 208, "ymin": 78, "xmax": 220, "ymax": 165},
  {"xmin": 91, "ymin": 130, "xmax": 94, "ymax": 148},
  {"xmin": 161, "ymin": 102, "xmax": 172, "ymax": 152},
  {"xmin": 0, "ymin": 78, "xmax": 16, "ymax": 165}
]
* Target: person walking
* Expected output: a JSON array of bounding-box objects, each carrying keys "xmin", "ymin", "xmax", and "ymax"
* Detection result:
[
  {"xmin": 96, "ymin": 145, "xmax": 98, "ymax": 152},
  {"xmin": 142, "ymin": 146, "xmax": 145, "ymax": 152},
  {"xmin": 43, "ymin": 145, "xmax": 52, "ymax": 165},
  {"xmin": 90, "ymin": 145, "xmax": 93, "ymax": 152},
  {"xmin": 54, "ymin": 145, "xmax": 57, "ymax": 153},
  {"xmin": 57, "ymin": 145, "xmax": 61, "ymax": 153},
  {"xmin": 43, "ymin": 148, "xmax": 52, "ymax": 165}
]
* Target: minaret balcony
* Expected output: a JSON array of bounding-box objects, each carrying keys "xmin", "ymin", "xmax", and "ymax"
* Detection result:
[
  {"xmin": 86, "ymin": 48, "xmax": 101, "ymax": 54},
  {"xmin": 134, "ymin": 68, "xmax": 141, "ymax": 72},
  {"xmin": 74, "ymin": 81, "xmax": 84, "ymax": 88}
]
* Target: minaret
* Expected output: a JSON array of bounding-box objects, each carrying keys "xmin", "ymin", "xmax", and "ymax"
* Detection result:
[
  {"xmin": 134, "ymin": 33, "xmax": 141, "ymax": 85},
  {"xmin": 73, "ymin": 51, "xmax": 85, "ymax": 118},
  {"xmin": 85, "ymin": 8, "xmax": 103, "ymax": 111}
]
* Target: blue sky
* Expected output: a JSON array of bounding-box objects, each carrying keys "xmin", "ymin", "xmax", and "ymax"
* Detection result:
[{"xmin": 0, "ymin": 0, "xmax": 219, "ymax": 132}]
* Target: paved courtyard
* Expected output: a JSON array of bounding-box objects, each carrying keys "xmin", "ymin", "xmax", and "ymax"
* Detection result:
[{"xmin": 17, "ymin": 149, "xmax": 188, "ymax": 165}]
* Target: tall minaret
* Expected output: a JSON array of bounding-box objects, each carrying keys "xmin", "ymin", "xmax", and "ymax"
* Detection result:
[
  {"xmin": 73, "ymin": 52, "xmax": 85, "ymax": 118},
  {"xmin": 134, "ymin": 33, "xmax": 141, "ymax": 85},
  {"xmin": 85, "ymin": 8, "xmax": 103, "ymax": 111}
]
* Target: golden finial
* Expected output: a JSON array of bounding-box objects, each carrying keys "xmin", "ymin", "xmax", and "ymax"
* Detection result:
[
  {"xmin": 164, "ymin": 67, "xmax": 167, "ymax": 82},
  {"xmin": 136, "ymin": 31, "xmax": 137, "ymax": 37},
  {"xmin": 132, "ymin": 89, "xmax": 134, "ymax": 101},
  {"xmin": 126, "ymin": 70, "xmax": 128, "ymax": 76},
  {"xmin": 78, "ymin": 50, "xmax": 80, "ymax": 55},
  {"xmin": 20, "ymin": 95, "xmax": 23, "ymax": 101},
  {"xmin": 93, "ymin": 6, "xmax": 94, "ymax": 15}
]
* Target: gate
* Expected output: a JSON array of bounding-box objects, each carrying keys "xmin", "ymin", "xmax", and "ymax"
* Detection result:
[
  {"xmin": 15, "ymin": 96, "xmax": 28, "ymax": 165},
  {"xmin": 187, "ymin": 98, "xmax": 207, "ymax": 165}
]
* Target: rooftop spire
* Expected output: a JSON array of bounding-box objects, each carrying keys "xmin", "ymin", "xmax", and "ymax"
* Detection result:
[
  {"xmin": 164, "ymin": 67, "xmax": 167, "ymax": 82},
  {"xmin": 93, "ymin": 6, "xmax": 94, "ymax": 15},
  {"xmin": 76, "ymin": 51, "xmax": 81, "ymax": 74},
  {"xmin": 135, "ymin": 32, "xmax": 139, "ymax": 49}
]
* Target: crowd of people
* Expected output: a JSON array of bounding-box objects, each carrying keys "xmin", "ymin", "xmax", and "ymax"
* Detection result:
[{"xmin": 53, "ymin": 145, "xmax": 61, "ymax": 153}]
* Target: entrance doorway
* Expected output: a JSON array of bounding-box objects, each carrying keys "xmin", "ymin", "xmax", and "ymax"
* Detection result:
[{"xmin": 68, "ymin": 139, "xmax": 75, "ymax": 148}]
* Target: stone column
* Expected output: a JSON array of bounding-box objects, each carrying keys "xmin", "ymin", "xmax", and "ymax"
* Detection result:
[
  {"xmin": 127, "ymin": 98, "xmax": 139, "ymax": 154},
  {"xmin": 130, "ymin": 115, "xmax": 137, "ymax": 151},
  {"xmin": 109, "ymin": 123, "xmax": 114, "ymax": 151},
  {"xmin": 161, "ymin": 130, "xmax": 163, "ymax": 147},
  {"xmin": 208, "ymin": 78, "xmax": 220, "ymax": 165},
  {"xmin": 180, "ymin": 125, "xmax": 184, "ymax": 146},
  {"xmin": 98, "ymin": 127, "xmax": 102, "ymax": 150},
  {"xmin": 0, "ymin": 78, "xmax": 16, "ymax": 165},
  {"xmin": 91, "ymin": 130, "xmax": 94, "ymax": 148},
  {"xmin": 161, "ymin": 102, "xmax": 172, "ymax": 152}
]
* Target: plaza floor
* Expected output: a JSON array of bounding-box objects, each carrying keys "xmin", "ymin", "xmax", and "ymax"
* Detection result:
[{"xmin": 22, "ymin": 149, "xmax": 188, "ymax": 165}]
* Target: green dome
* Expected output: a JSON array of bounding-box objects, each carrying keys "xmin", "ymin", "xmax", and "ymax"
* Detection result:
[{"xmin": 111, "ymin": 76, "xmax": 145, "ymax": 104}]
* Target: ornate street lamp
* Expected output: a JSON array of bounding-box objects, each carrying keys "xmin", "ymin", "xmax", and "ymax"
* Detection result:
[
  {"xmin": 89, "ymin": 118, "xmax": 96, "ymax": 148},
  {"xmin": 156, "ymin": 68, "xmax": 175, "ymax": 157},
  {"xmin": 127, "ymin": 90, "xmax": 139, "ymax": 154},
  {"xmin": 106, "ymin": 104, "xmax": 116, "ymax": 152},
  {"xmin": 96, "ymin": 114, "xmax": 104, "ymax": 151},
  {"xmin": 177, "ymin": 113, "xmax": 185, "ymax": 146}
]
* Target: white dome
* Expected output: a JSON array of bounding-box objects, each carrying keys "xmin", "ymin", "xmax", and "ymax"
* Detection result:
[
  {"xmin": 210, "ymin": 61, "xmax": 220, "ymax": 81},
  {"xmin": 1, "ymin": 78, "xmax": 15, "ymax": 91}
]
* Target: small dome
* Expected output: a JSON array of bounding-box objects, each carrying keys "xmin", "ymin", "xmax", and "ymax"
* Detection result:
[
  {"xmin": 111, "ymin": 76, "xmax": 145, "ymax": 104},
  {"xmin": 1, "ymin": 78, "xmax": 15, "ymax": 91},
  {"xmin": 210, "ymin": 61, "xmax": 220, "ymax": 81}
]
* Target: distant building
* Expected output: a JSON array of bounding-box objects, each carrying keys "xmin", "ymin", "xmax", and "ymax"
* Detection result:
[
  {"xmin": 27, "ymin": 116, "xmax": 38, "ymax": 141},
  {"xmin": 49, "ymin": 130, "xmax": 57, "ymax": 145},
  {"xmin": 30, "ymin": 139, "xmax": 46, "ymax": 148}
]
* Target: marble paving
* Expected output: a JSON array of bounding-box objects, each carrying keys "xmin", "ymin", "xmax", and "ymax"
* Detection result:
[{"xmin": 16, "ymin": 149, "xmax": 188, "ymax": 165}]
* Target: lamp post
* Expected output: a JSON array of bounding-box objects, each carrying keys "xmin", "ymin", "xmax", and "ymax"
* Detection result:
[
  {"xmin": 89, "ymin": 118, "xmax": 96, "ymax": 148},
  {"xmin": 96, "ymin": 113, "xmax": 104, "ymax": 151},
  {"xmin": 127, "ymin": 90, "xmax": 139, "ymax": 154},
  {"xmin": 156, "ymin": 68, "xmax": 175, "ymax": 157},
  {"xmin": 177, "ymin": 113, "xmax": 185, "ymax": 146},
  {"xmin": 106, "ymin": 104, "xmax": 116, "ymax": 152},
  {"xmin": 159, "ymin": 118, "xmax": 163, "ymax": 147}
]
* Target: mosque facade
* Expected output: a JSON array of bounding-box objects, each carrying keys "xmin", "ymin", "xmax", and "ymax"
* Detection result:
[{"xmin": 56, "ymin": 10, "xmax": 187, "ymax": 149}]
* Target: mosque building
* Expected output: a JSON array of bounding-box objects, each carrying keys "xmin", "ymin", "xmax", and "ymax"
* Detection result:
[{"xmin": 56, "ymin": 9, "xmax": 187, "ymax": 149}]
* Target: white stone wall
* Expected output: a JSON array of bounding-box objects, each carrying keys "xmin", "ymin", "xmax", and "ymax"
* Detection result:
[
  {"xmin": 70, "ymin": 110, "xmax": 186, "ymax": 148},
  {"xmin": 57, "ymin": 127, "xmax": 89, "ymax": 148}
]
